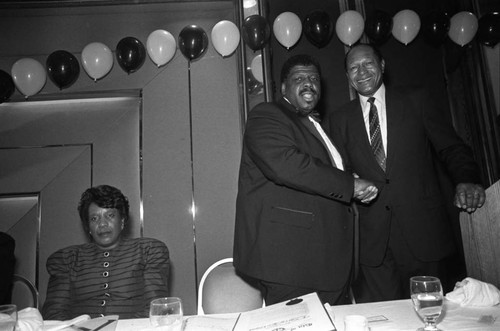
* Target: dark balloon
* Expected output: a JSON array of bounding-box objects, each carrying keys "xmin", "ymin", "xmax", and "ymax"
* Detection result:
[
  {"xmin": 477, "ymin": 12, "xmax": 500, "ymax": 47},
  {"xmin": 241, "ymin": 15, "xmax": 271, "ymax": 51},
  {"xmin": 303, "ymin": 10, "xmax": 333, "ymax": 48},
  {"xmin": 116, "ymin": 37, "xmax": 146, "ymax": 74},
  {"xmin": 46, "ymin": 50, "xmax": 80, "ymax": 90},
  {"xmin": 178, "ymin": 25, "xmax": 209, "ymax": 61},
  {"xmin": 365, "ymin": 10, "xmax": 393, "ymax": 45},
  {"xmin": 0, "ymin": 69, "xmax": 15, "ymax": 103},
  {"xmin": 422, "ymin": 11, "xmax": 450, "ymax": 46}
]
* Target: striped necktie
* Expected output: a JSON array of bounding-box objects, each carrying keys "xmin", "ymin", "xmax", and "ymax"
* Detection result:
[{"xmin": 368, "ymin": 97, "xmax": 386, "ymax": 171}]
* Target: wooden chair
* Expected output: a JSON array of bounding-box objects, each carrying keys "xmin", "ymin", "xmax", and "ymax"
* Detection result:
[
  {"xmin": 459, "ymin": 180, "xmax": 500, "ymax": 288},
  {"xmin": 197, "ymin": 258, "xmax": 264, "ymax": 315}
]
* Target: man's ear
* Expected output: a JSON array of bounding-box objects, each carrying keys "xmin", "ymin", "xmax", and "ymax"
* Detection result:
[
  {"xmin": 381, "ymin": 59, "xmax": 386, "ymax": 73},
  {"xmin": 281, "ymin": 82, "xmax": 286, "ymax": 95}
]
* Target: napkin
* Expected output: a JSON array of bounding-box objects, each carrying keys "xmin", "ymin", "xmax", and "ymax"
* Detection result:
[
  {"xmin": 42, "ymin": 314, "xmax": 90, "ymax": 331},
  {"xmin": 445, "ymin": 277, "xmax": 500, "ymax": 307},
  {"xmin": 16, "ymin": 308, "xmax": 43, "ymax": 331}
]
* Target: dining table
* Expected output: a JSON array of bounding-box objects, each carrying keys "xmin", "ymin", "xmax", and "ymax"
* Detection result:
[
  {"xmin": 41, "ymin": 298, "xmax": 499, "ymax": 331},
  {"xmin": 328, "ymin": 298, "xmax": 500, "ymax": 331},
  {"xmin": 108, "ymin": 298, "xmax": 500, "ymax": 331}
]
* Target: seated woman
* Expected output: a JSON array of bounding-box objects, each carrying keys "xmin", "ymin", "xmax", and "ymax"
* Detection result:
[{"xmin": 42, "ymin": 185, "xmax": 169, "ymax": 320}]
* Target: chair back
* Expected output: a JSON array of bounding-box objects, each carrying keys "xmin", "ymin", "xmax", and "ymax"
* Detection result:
[
  {"xmin": 459, "ymin": 180, "xmax": 500, "ymax": 288},
  {"xmin": 11, "ymin": 274, "xmax": 38, "ymax": 309},
  {"xmin": 197, "ymin": 257, "xmax": 264, "ymax": 315}
]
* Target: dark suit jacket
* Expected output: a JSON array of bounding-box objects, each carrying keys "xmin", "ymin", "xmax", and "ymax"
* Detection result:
[
  {"xmin": 233, "ymin": 97, "xmax": 356, "ymax": 291},
  {"xmin": 0, "ymin": 232, "xmax": 15, "ymax": 304},
  {"xmin": 325, "ymin": 86, "xmax": 481, "ymax": 267}
]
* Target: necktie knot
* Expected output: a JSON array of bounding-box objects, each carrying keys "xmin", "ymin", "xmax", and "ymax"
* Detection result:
[{"xmin": 368, "ymin": 97, "xmax": 375, "ymax": 104}]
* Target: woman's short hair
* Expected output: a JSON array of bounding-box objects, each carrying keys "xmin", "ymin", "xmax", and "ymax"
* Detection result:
[
  {"xmin": 280, "ymin": 54, "xmax": 321, "ymax": 83},
  {"xmin": 78, "ymin": 185, "xmax": 130, "ymax": 234}
]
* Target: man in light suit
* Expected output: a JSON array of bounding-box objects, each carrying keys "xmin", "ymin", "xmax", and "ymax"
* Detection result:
[
  {"xmin": 234, "ymin": 54, "xmax": 378, "ymax": 305},
  {"xmin": 325, "ymin": 43, "xmax": 486, "ymax": 303}
]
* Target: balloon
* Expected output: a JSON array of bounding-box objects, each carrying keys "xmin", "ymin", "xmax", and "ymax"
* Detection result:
[
  {"xmin": 335, "ymin": 10, "xmax": 364, "ymax": 46},
  {"xmin": 241, "ymin": 15, "xmax": 271, "ymax": 51},
  {"xmin": 365, "ymin": 10, "xmax": 393, "ymax": 45},
  {"xmin": 146, "ymin": 30, "xmax": 176, "ymax": 67},
  {"xmin": 421, "ymin": 11, "xmax": 450, "ymax": 46},
  {"xmin": 116, "ymin": 37, "xmax": 146, "ymax": 74},
  {"xmin": 477, "ymin": 12, "xmax": 500, "ymax": 47},
  {"xmin": 250, "ymin": 54, "xmax": 263, "ymax": 83},
  {"xmin": 303, "ymin": 10, "xmax": 333, "ymax": 48},
  {"xmin": 0, "ymin": 70, "xmax": 15, "ymax": 103},
  {"xmin": 178, "ymin": 25, "xmax": 209, "ymax": 62},
  {"xmin": 273, "ymin": 11, "xmax": 302, "ymax": 49},
  {"xmin": 392, "ymin": 9, "xmax": 421, "ymax": 45},
  {"xmin": 211, "ymin": 20, "xmax": 240, "ymax": 57},
  {"xmin": 11, "ymin": 58, "xmax": 46, "ymax": 97},
  {"xmin": 449, "ymin": 11, "xmax": 478, "ymax": 46},
  {"xmin": 81, "ymin": 42, "xmax": 113, "ymax": 81},
  {"xmin": 46, "ymin": 50, "xmax": 80, "ymax": 90}
]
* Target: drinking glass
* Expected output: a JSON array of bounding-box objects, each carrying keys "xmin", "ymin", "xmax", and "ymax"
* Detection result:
[
  {"xmin": 0, "ymin": 304, "xmax": 17, "ymax": 331},
  {"xmin": 149, "ymin": 297, "xmax": 183, "ymax": 331},
  {"xmin": 410, "ymin": 276, "xmax": 443, "ymax": 331}
]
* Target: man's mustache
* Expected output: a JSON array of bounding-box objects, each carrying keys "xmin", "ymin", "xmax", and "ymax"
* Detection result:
[{"xmin": 299, "ymin": 87, "xmax": 317, "ymax": 95}]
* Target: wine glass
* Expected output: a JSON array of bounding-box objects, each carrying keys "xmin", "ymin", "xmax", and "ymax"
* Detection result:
[
  {"xmin": 149, "ymin": 297, "xmax": 183, "ymax": 331},
  {"xmin": 410, "ymin": 276, "xmax": 443, "ymax": 331},
  {"xmin": 0, "ymin": 304, "xmax": 17, "ymax": 331}
]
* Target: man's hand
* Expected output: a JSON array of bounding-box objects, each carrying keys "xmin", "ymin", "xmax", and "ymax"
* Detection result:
[
  {"xmin": 354, "ymin": 178, "xmax": 378, "ymax": 204},
  {"xmin": 454, "ymin": 183, "xmax": 486, "ymax": 213}
]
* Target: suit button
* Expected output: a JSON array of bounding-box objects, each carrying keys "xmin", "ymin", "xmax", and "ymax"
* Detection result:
[
  {"xmin": 385, "ymin": 205, "xmax": 391, "ymax": 211},
  {"xmin": 386, "ymin": 179, "xmax": 390, "ymax": 184}
]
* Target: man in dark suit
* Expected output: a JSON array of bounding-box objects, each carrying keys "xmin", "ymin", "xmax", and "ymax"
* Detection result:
[
  {"xmin": 233, "ymin": 54, "xmax": 378, "ymax": 305},
  {"xmin": 0, "ymin": 232, "xmax": 15, "ymax": 304},
  {"xmin": 325, "ymin": 43, "xmax": 486, "ymax": 303}
]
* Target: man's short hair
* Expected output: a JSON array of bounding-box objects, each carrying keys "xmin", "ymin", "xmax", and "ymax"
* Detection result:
[
  {"xmin": 280, "ymin": 54, "xmax": 321, "ymax": 83},
  {"xmin": 344, "ymin": 43, "xmax": 384, "ymax": 71}
]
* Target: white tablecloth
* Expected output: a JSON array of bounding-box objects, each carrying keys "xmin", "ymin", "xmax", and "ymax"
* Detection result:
[
  {"xmin": 42, "ymin": 299, "xmax": 499, "ymax": 331},
  {"xmin": 329, "ymin": 299, "xmax": 500, "ymax": 331}
]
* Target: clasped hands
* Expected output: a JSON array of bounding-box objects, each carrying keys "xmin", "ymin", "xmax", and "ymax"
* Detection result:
[
  {"xmin": 454, "ymin": 183, "xmax": 486, "ymax": 213},
  {"xmin": 353, "ymin": 176, "xmax": 378, "ymax": 204}
]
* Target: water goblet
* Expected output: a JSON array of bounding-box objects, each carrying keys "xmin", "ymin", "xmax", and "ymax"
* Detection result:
[
  {"xmin": 149, "ymin": 297, "xmax": 183, "ymax": 331},
  {"xmin": 410, "ymin": 276, "xmax": 443, "ymax": 331},
  {"xmin": 0, "ymin": 304, "xmax": 17, "ymax": 331}
]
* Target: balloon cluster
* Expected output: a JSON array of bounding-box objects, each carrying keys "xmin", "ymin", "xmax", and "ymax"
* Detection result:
[
  {"xmin": 1, "ymin": 10, "xmax": 497, "ymax": 102},
  {"xmin": 0, "ymin": 20, "xmax": 241, "ymax": 102},
  {"xmin": 240, "ymin": 9, "xmax": 498, "ymax": 53}
]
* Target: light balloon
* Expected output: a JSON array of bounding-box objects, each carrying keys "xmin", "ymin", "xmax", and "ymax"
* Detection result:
[
  {"xmin": 250, "ymin": 54, "xmax": 263, "ymax": 83},
  {"xmin": 11, "ymin": 58, "xmax": 46, "ymax": 98},
  {"xmin": 273, "ymin": 11, "xmax": 302, "ymax": 49},
  {"xmin": 81, "ymin": 42, "xmax": 114, "ymax": 81},
  {"xmin": 211, "ymin": 20, "xmax": 240, "ymax": 57},
  {"xmin": 449, "ymin": 11, "xmax": 478, "ymax": 46},
  {"xmin": 147, "ymin": 30, "xmax": 176, "ymax": 67},
  {"xmin": 392, "ymin": 9, "xmax": 421, "ymax": 45},
  {"xmin": 335, "ymin": 10, "xmax": 364, "ymax": 46}
]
